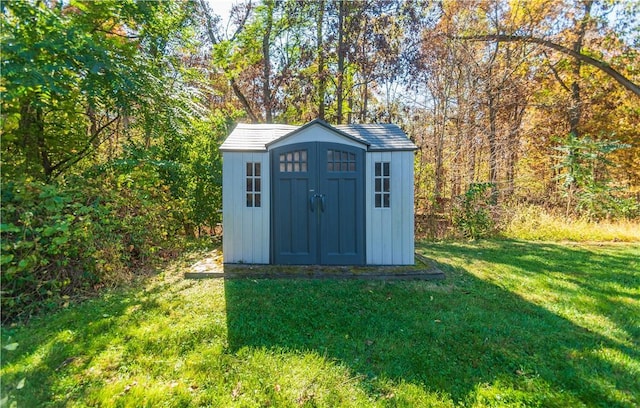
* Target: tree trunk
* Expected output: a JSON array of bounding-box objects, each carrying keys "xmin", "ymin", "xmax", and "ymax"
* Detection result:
[
  {"xmin": 19, "ymin": 99, "xmax": 51, "ymax": 180},
  {"xmin": 362, "ymin": 78, "xmax": 368, "ymax": 122},
  {"xmin": 433, "ymin": 99, "xmax": 446, "ymax": 208},
  {"xmin": 316, "ymin": 0, "xmax": 326, "ymax": 120},
  {"xmin": 568, "ymin": 0, "xmax": 592, "ymax": 137},
  {"xmin": 485, "ymin": 42, "xmax": 500, "ymax": 204},
  {"xmin": 505, "ymin": 105, "xmax": 524, "ymax": 197},
  {"xmin": 336, "ymin": 0, "xmax": 346, "ymax": 124},
  {"xmin": 230, "ymin": 78, "xmax": 260, "ymax": 123},
  {"xmin": 487, "ymin": 91, "xmax": 499, "ymax": 203},
  {"xmin": 262, "ymin": 0, "xmax": 274, "ymax": 123},
  {"xmin": 197, "ymin": 0, "xmax": 260, "ymax": 123}
]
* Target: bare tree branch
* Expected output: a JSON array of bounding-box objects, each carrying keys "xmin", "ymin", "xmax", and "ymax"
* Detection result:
[
  {"xmin": 543, "ymin": 51, "xmax": 572, "ymax": 94},
  {"xmin": 230, "ymin": 77, "xmax": 260, "ymax": 123},
  {"xmin": 456, "ymin": 34, "xmax": 640, "ymax": 97},
  {"xmin": 197, "ymin": 0, "xmax": 260, "ymax": 123},
  {"xmin": 49, "ymin": 114, "xmax": 120, "ymax": 179}
]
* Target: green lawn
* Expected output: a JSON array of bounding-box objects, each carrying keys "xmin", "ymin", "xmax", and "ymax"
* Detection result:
[{"xmin": 2, "ymin": 240, "xmax": 639, "ymax": 407}]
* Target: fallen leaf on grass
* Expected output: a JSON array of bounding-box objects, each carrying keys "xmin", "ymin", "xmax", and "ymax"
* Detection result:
[
  {"xmin": 123, "ymin": 381, "xmax": 138, "ymax": 393},
  {"xmin": 3, "ymin": 343, "xmax": 18, "ymax": 351},
  {"xmin": 232, "ymin": 381, "xmax": 242, "ymax": 400}
]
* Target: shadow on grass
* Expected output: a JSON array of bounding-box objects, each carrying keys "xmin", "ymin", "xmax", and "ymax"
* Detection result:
[
  {"xmin": 224, "ymin": 241, "xmax": 639, "ymax": 406},
  {"xmin": 422, "ymin": 240, "xmax": 640, "ymax": 354}
]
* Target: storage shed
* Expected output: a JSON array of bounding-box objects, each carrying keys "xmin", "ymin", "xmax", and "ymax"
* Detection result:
[{"xmin": 220, "ymin": 119, "xmax": 417, "ymax": 265}]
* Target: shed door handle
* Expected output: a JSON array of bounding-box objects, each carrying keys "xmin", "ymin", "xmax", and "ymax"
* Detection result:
[
  {"xmin": 319, "ymin": 194, "xmax": 326, "ymax": 212},
  {"xmin": 310, "ymin": 195, "xmax": 316, "ymax": 212}
]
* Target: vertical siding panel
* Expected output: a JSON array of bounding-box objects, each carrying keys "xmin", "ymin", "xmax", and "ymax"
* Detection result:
[
  {"xmin": 222, "ymin": 152, "xmax": 231, "ymax": 262},
  {"xmin": 223, "ymin": 152, "xmax": 240, "ymax": 263},
  {"xmin": 239, "ymin": 154, "xmax": 249, "ymax": 262},
  {"xmin": 381, "ymin": 151, "xmax": 393, "ymax": 265},
  {"xmin": 253, "ymin": 153, "xmax": 261, "ymax": 262},
  {"xmin": 375, "ymin": 152, "xmax": 384, "ymax": 264},
  {"xmin": 231, "ymin": 153, "xmax": 241, "ymax": 263},
  {"xmin": 261, "ymin": 153, "xmax": 270, "ymax": 263},
  {"xmin": 397, "ymin": 152, "xmax": 405, "ymax": 264},
  {"xmin": 232, "ymin": 154, "xmax": 243, "ymax": 263},
  {"xmin": 407, "ymin": 152, "xmax": 416, "ymax": 264},
  {"xmin": 369, "ymin": 152, "xmax": 376, "ymax": 264},
  {"xmin": 401, "ymin": 152, "xmax": 415, "ymax": 264},
  {"xmin": 373, "ymin": 152, "xmax": 384, "ymax": 264},
  {"xmin": 365, "ymin": 154, "xmax": 373, "ymax": 264},
  {"xmin": 396, "ymin": 152, "xmax": 403, "ymax": 265},
  {"xmin": 391, "ymin": 152, "xmax": 403, "ymax": 264}
]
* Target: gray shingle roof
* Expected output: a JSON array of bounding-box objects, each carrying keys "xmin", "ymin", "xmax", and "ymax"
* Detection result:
[
  {"xmin": 220, "ymin": 120, "xmax": 416, "ymax": 151},
  {"xmin": 219, "ymin": 123, "xmax": 298, "ymax": 151},
  {"xmin": 335, "ymin": 123, "xmax": 416, "ymax": 151}
]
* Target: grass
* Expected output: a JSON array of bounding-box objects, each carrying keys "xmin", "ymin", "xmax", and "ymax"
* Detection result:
[
  {"xmin": 502, "ymin": 205, "xmax": 640, "ymax": 242},
  {"xmin": 1, "ymin": 241, "xmax": 639, "ymax": 407}
]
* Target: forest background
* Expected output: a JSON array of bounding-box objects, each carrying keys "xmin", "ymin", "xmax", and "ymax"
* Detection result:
[{"xmin": 1, "ymin": 0, "xmax": 639, "ymax": 322}]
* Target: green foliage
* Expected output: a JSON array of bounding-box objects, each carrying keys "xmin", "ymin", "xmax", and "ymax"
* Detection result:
[
  {"xmin": 451, "ymin": 183, "xmax": 496, "ymax": 239},
  {"xmin": 0, "ymin": 165, "xmax": 184, "ymax": 323},
  {"xmin": 0, "ymin": 0, "xmax": 226, "ymax": 322},
  {"xmin": 555, "ymin": 133, "xmax": 635, "ymax": 220},
  {"xmin": 1, "ymin": 242, "xmax": 638, "ymax": 406},
  {"xmin": 157, "ymin": 112, "xmax": 234, "ymax": 235},
  {"xmin": 1, "ymin": 0, "xmax": 198, "ymax": 180}
]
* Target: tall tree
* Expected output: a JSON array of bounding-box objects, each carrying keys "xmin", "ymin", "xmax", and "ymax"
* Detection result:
[
  {"xmin": 316, "ymin": 0, "xmax": 326, "ymax": 120},
  {"xmin": 261, "ymin": 0, "xmax": 274, "ymax": 123},
  {"xmin": 335, "ymin": 0, "xmax": 347, "ymax": 124}
]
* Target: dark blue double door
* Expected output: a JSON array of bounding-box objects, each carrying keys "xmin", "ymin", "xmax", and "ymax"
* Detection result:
[{"xmin": 271, "ymin": 142, "xmax": 365, "ymax": 265}]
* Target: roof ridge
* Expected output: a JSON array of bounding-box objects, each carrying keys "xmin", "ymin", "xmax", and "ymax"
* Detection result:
[{"xmin": 221, "ymin": 120, "xmax": 415, "ymax": 152}]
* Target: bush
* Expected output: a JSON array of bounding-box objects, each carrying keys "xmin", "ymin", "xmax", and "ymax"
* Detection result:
[
  {"xmin": 451, "ymin": 183, "xmax": 496, "ymax": 240},
  {"xmin": 1, "ymin": 165, "xmax": 185, "ymax": 323}
]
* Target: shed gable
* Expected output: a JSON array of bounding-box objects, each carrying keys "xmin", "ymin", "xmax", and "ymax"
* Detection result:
[{"xmin": 267, "ymin": 121, "xmax": 368, "ymax": 151}]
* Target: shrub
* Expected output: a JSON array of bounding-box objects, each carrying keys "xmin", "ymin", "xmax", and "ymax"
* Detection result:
[
  {"xmin": 451, "ymin": 183, "xmax": 496, "ymax": 239},
  {"xmin": 1, "ymin": 165, "xmax": 185, "ymax": 323}
]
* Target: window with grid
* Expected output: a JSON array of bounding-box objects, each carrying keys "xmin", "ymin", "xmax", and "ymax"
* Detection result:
[
  {"xmin": 374, "ymin": 162, "xmax": 390, "ymax": 208},
  {"xmin": 279, "ymin": 150, "xmax": 307, "ymax": 172},
  {"xmin": 327, "ymin": 149, "xmax": 356, "ymax": 172},
  {"xmin": 246, "ymin": 162, "xmax": 261, "ymax": 207}
]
